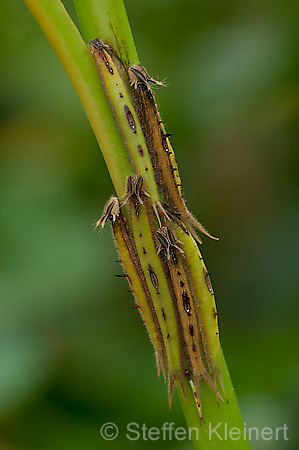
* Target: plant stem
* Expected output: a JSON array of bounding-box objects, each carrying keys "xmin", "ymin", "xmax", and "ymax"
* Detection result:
[
  {"xmin": 23, "ymin": 0, "xmax": 132, "ymax": 197},
  {"xmin": 23, "ymin": 1, "xmax": 252, "ymax": 448},
  {"xmin": 73, "ymin": 0, "xmax": 139, "ymax": 66},
  {"xmin": 180, "ymin": 347, "xmax": 250, "ymax": 449}
]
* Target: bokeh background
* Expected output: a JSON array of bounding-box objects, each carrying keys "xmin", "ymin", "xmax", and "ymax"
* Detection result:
[{"xmin": 1, "ymin": 0, "xmax": 298, "ymax": 449}]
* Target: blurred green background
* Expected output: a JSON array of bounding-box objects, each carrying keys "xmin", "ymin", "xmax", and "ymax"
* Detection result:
[{"xmin": 0, "ymin": 0, "xmax": 298, "ymax": 449}]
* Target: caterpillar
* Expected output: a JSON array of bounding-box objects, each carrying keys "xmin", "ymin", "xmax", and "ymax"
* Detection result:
[
  {"xmin": 128, "ymin": 191, "xmax": 185, "ymax": 398},
  {"xmin": 128, "ymin": 64, "xmax": 219, "ymax": 244},
  {"xmin": 97, "ymin": 196, "xmax": 167, "ymax": 379},
  {"xmin": 155, "ymin": 226, "xmax": 223, "ymax": 417},
  {"xmin": 174, "ymin": 224, "xmax": 224, "ymax": 396}
]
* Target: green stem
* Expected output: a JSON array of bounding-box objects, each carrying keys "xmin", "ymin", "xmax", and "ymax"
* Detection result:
[
  {"xmin": 180, "ymin": 348, "xmax": 250, "ymax": 449},
  {"xmin": 23, "ymin": 0, "xmax": 132, "ymax": 197},
  {"xmin": 23, "ymin": 1, "xmax": 251, "ymax": 448},
  {"xmin": 73, "ymin": 0, "xmax": 139, "ymax": 66}
]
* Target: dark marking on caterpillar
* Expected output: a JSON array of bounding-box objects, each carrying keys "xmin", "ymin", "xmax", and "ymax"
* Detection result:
[
  {"xmin": 203, "ymin": 267, "xmax": 213, "ymax": 294},
  {"xmin": 180, "ymin": 280, "xmax": 185, "ymax": 287},
  {"xmin": 143, "ymin": 247, "xmax": 147, "ymax": 254},
  {"xmin": 193, "ymin": 343, "xmax": 196, "ymax": 352},
  {"xmin": 115, "ymin": 273, "xmax": 128, "ymax": 278},
  {"xmin": 182, "ymin": 291, "xmax": 191, "ymax": 316},
  {"xmin": 167, "ymin": 334, "xmax": 170, "ymax": 338},
  {"xmin": 162, "ymin": 137, "xmax": 169, "ymax": 152},
  {"xmin": 213, "ymin": 308, "xmax": 218, "ymax": 317},
  {"xmin": 145, "ymin": 167, "xmax": 148, "ymax": 171},
  {"xmin": 185, "ymin": 368, "xmax": 191, "ymax": 380},
  {"xmin": 148, "ymin": 264, "xmax": 159, "ymax": 294},
  {"xmin": 162, "ymin": 308, "xmax": 166, "ymax": 321},
  {"xmin": 138, "ymin": 144, "xmax": 144, "ymax": 156},
  {"xmin": 171, "ymin": 251, "xmax": 177, "ymax": 265},
  {"xmin": 189, "ymin": 324, "xmax": 194, "ymax": 336},
  {"xmin": 162, "ymin": 133, "xmax": 172, "ymax": 139},
  {"xmin": 119, "ymin": 92, "xmax": 123, "ymax": 98},
  {"xmin": 124, "ymin": 104, "xmax": 137, "ymax": 133}
]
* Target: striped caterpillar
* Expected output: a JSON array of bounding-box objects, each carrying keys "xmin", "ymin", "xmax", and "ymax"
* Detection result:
[
  {"xmin": 128, "ymin": 64, "xmax": 218, "ymax": 245},
  {"xmin": 96, "ymin": 196, "xmax": 167, "ymax": 378},
  {"xmin": 155, "ymin": 226, "xmax": 223, "ymax": 417}
]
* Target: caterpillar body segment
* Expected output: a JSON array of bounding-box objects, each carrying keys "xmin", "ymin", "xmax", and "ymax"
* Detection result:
[
  {"xmin": 129, "ymin": 197, "xmax": 184, "ymax": 386},
  {"xmin": 98, "ymin": 197, "xmax": 166, "ymax": 379},
  {"xmin": 128, "ymin": 63, "xmax": 218, "ymax": 243},
  {"xmin": 89, "ymin": 39, "xmax": 161, "ymax": 209},
  {"xmin": 173, "ymin": 225, "xmax": 224, "ymax": 397},
  {"xmin": 155, "ymin": 225, "xmax": 223, "ymax": 413}
]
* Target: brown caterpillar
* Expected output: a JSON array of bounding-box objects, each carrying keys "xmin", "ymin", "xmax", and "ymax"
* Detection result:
[
  {"xmin": 128, "ymin": 64, "xmax": 218, "ymax": 244},
  {"xmin": 155, "ymin": 226, "xmax": 222, "ymax": 417},
  {"xmin": 97, "ymin": 197, "xmax": 167, "ymax": 379}
]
